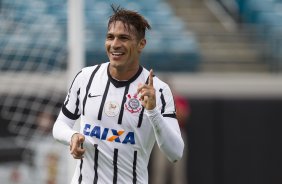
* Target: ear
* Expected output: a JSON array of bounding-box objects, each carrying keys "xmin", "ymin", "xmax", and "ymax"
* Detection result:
[{"xmin": 138, "ymin": 38, "xmax": 146, "ymax": 52}]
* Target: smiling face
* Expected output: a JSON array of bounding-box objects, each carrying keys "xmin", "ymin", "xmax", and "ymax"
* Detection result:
[{"xmin": 105, "ymin": 21, "xmax": 146, "ymax": 73}]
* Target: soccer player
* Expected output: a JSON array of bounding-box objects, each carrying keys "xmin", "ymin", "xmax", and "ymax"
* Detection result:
[{"xmin": 53, "ymin": 6, "xmax": 184, "ymax": 184}]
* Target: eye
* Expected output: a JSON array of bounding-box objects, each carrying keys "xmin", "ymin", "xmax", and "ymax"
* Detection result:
[
  {"xmin": 106, "ymin": 34, "xmax": 114, "ymax": 40},
  {"xmin": 120, "ymin": 36, "xmax": 130, "ymax": 41}
]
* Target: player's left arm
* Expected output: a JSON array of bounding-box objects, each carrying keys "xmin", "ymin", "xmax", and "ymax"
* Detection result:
[{"xmin": 137, "ymin": 70, "xmax": 184, "ymax": 162}]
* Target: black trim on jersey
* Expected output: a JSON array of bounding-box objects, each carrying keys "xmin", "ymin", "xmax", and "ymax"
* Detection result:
[
  {"xmin": 93, "ymin": 144, "xmax": 99, "ymax": 184},
  {"xmin": 65, "ymin": 70, "xmax": 82, "ymax": 106},
  {"xmin": 137, "ymin": 107, "xmax": 145, "ymax": 128},
  {"xmin": 118, "ymin": 84, "xmax": 130, "ymax": 124},
  {"xmin": 74, "ymin": 88, "xmax": 80, "ymax": 115},
  {"xmin": 159, "ymin": 88, "xmax": 166, "ymax": 114},
  {"xmin": 98, "ymin": 78, "xmax": 110, "ymax": 120},
  {"xmin": 172, "ymin": 95, "xmax": 177, "ymax": 113},
  {"xmin": 133, "ymin": 151, "xmax": 137, "ymax": 184},
  {"xmin": 78, "ymin": 158, "xmax": 83, "ymax": 184},
  {"xmin": 62, "ymin": 105, "xmax": 80, "ymax": 120},
  {"xmin": 107, "ymin": 64, "xmax": 143, "ymax": 88},
  {"xmin": 163, "ymin": 113, "xmax": 177, "ymax": 118},
  {"xmin": 69, "ymin": 71, "xmax": 82, "ymax": 92},
  {"xmin": 113, "ymin": 149, "xmax": 118, "ymax": 184},
  {"xmin": 82, "ymin": 64, "xmax": 101, "ymax": 115},
  {"xmin": 137, "ymin": 76, "xmax": 150, "ymax": 128}
]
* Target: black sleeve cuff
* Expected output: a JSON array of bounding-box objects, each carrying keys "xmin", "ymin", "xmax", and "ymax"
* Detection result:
[
  {"xmin": 62, "ymin": 105, "xmax": 80, "ymax": 120},
  {"xmin": 162, "ymin": 113, "xmax": 177, "ymax": 119}
]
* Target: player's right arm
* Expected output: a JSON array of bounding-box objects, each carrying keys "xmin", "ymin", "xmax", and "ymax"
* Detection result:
[{"xmin": 52, "ymin": 70, "xmax": 85, "ymax": 158}]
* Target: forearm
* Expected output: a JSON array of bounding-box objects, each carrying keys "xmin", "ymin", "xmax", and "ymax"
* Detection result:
[
  {"xmin": 52, "ymin": 111, "xmax": 79, "ymax": 145},
  {"xmin": 146, "ymin": 108, "xmax": 184, "ymax": 162}
]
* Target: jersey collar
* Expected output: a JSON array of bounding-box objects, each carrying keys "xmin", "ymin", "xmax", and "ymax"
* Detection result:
[{"xmin": 107, "ymin": 64, "xmax": 143, "ymax": 88}]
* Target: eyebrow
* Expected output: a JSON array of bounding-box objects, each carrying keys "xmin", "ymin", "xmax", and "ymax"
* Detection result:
[{"xmin": 106, "ymin": 33, "xmax": 132, "ymax": 38}]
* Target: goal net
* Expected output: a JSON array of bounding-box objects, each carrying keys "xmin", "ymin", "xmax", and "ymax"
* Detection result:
[{"xmin": 0, "ymin": 0, "xmax": 72, "ymax": 183}]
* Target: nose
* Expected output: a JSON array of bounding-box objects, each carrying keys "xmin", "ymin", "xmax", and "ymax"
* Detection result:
[{"xmin": 111, "ymin": 37, "xmax": 121, "ymax": 49}]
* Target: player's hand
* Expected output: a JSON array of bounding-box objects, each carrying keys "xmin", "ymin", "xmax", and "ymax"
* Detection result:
[
  {"xmin": 137, "ymin": 69, "xmax": 156, "ymax": 110},
  {"xmin": 70, "ymin": 133, "xmax": 85, "ymax": 159}
]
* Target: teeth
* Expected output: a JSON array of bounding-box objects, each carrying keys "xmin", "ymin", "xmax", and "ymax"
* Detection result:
[{"xmin": 112, "ymin": 52, "xmax": 123, "ymax": 56}]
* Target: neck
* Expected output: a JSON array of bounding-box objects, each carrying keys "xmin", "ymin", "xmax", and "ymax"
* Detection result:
[{"xmin": 109, "ymin": 64, "xmax": 140, "ymax": 81}]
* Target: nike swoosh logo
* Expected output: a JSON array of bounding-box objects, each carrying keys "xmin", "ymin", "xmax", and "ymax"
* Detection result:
[{"xmin": 88, "ymin": 93, "xmax": 102, "ymax": 98}]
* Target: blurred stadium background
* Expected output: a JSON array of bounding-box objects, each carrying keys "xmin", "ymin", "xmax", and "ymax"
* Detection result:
[{"xmin": 0, "ymin": 0, "xmax": 282, "ymax": 183}]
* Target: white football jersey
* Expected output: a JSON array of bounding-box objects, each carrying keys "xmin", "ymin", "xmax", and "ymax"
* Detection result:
[{"xmin": 55, "ymin": 62, "xmax": 181, "ymax": 184}]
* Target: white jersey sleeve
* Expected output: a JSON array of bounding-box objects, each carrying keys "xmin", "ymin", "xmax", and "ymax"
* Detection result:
[
  {"xmin": 53, "ymin": 70, "xmax": 83, "ymax": 145},
  {"xmin": 146, "ymin": 84, "xmax": 184, "ymax": 162}
]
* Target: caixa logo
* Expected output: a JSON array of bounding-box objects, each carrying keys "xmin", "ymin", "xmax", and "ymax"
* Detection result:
[{"xmin": 83, "ymin": 123, "xmax": 135, "ymax": 145}]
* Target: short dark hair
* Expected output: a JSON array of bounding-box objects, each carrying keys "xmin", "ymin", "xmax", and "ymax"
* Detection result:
[{"xmin": 108, "ymin": 5, "xmax": 151, "ymax": 40}]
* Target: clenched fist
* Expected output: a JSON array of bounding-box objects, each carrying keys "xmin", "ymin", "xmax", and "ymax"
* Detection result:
[{"xmin": 70, "ymin": 133, "xmax": 85, "ymax": 159}]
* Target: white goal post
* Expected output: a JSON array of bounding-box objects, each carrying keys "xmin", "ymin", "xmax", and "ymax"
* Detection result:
[{"xmin": 66, "ymin": 0, "xmax": 85, "ymax": 182}]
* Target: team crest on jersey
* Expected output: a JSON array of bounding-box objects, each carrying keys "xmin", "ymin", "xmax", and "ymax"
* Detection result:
[
  {"xmin": 125, "ymin": 93, "xmax": 142, "ymax": 113},
  {"xmin": 104, "ymin": 101, "xmax": 120, "ymax": 117}
]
